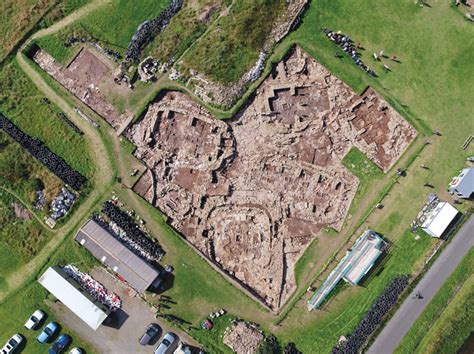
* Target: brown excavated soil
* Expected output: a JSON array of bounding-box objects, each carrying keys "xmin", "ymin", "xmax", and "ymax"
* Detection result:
[
  {"xmin": 32, "ymin": 47, "xmax": 127, "ymax": 129},
  {"xmin": 127, "ymin": 46, "xmax": 417, "ymax": 310},
  {"xmin": 223, "ymin": 321, "xmax": 264, "ymax": 354}
]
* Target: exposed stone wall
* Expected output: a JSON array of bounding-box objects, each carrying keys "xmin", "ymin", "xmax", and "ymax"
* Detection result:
[{"xmin": 127, "ymin": 47, "xmax": 417, "ymax": 310}]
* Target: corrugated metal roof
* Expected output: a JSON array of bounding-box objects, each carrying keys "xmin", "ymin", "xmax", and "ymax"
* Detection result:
[
  {"xmin": 75, "ymin": 219, "xmax": 159, "ymax": 293},
  {"xmin": 38, "ymin": 266, "xmax": 109, "ymax": 330}
]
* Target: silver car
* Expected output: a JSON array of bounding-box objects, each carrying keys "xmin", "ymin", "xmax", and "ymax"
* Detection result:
[{"xmin": 154, "ymin": 332, "xmax": 176, "ymax": 354}]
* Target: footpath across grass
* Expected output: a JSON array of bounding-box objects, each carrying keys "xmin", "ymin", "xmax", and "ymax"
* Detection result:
[
  {"xmin": 395, "ymin": 248, "xmax": 474, "ymax": 354},
  {"xmin": 0, "ymin": 60, "xmax": 94, "ymax": 178},
  {"xmin": 0, "ymin": 0, "xmax": 89, "ymax": 62},
  {"xmin": 35, "ymin": 0, "xmax": 171, "ymax": 64},
  {"xmin": 0, "ymin": 235, "xmax": 98, "ymax": 354}
]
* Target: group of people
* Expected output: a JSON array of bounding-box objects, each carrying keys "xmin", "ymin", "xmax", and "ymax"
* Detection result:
[{"xmin": 322, "ymin": 28, "xmax": 376, "ymax": 77}]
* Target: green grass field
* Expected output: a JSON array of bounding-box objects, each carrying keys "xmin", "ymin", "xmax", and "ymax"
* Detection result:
[
  {"xmin": 417, "ymin": 276, "xmax": 473, "ymax": 353},
  {"xmin": 276, "ymin": 230, "xmax": 433, "ymax": 352},
  {"xmin": 180, "ymin": 0, "xmax": 287, "ymax": 84},
  {"xmin": 266, "ymin": 0, "xmax": 474, "ymax": 350},
  {"xmin": 35, "ymin": 0, "xmax": 171, "ymax": 64},
  {"xmin": 0, "ymin": 0, "xmax": 472, "ymax": 353},
  {"xmin": 396, "ymin": 248, "xmax": 474, "ymax": 353},
  {"xmin": 0, "ymin": 0, "xmax": 89, "ymax": 62},
  {"xmin": 0, "ymin": 191, "xmax": 52, "ymax": 292},
  {"xmin": 0, "ymin": 131, "xmax": 63, "ymax": 203},
  {"xmin": 146, "ymin": 0, "xmax": 231, "ymax": 64},
  {"xmin": 0, "ymin": 233, "xmax": 98, "ymax": 354},
  {"xmin": 0, "ymin": 60, "xmax": 94, "ymax": 178}
]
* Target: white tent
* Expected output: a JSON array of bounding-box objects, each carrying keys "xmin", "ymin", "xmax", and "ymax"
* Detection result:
[
  {"xmin": 38, "ymin": 266, "xmax": 110, "ymax": 330},
  {"xmin": 422, "ymin": 202, "xmax": 459, "ymax": 238}
]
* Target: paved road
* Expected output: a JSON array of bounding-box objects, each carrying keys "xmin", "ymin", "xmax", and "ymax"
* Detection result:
[{"xmin": 368, "ymin": 215, "xmax": 474, "ymax": 354}]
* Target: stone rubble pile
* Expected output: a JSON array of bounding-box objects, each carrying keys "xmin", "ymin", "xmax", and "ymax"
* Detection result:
[
  {"xmin": 124, "ymin": 0, "xmax": 183, "ymax": 63},
  {"xmin": 223, "ymin": 320, "xmax": 265, "ymax": 354}
]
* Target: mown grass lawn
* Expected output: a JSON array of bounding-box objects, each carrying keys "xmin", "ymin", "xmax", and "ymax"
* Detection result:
[
  {"xmin": 396, "ymin": 247, "xmax": 474, "ymax": 354},
  {"xmin": 276, "ymin": 230, "xmax": 434, "ymax": 352}
]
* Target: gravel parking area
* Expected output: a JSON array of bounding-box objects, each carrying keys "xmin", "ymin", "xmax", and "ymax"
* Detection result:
[{"xmin": 49, "ymin": 267, "xmax": 198, "ymax": 353}]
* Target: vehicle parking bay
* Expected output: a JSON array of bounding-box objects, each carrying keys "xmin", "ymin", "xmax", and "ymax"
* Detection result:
[{"xmin": 48, "ymin": 267, "xmax": 197, "ymax": 353}]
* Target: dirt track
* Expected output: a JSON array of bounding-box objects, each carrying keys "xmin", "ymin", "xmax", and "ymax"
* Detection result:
[{"xmin": 0, "ymin": 0, "xmax": 113, "ymax": 302}]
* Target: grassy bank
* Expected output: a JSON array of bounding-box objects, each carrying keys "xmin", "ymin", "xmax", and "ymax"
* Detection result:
[
  {"xmin": 0, "ymin": 191, "xmax": 51, "ymax": 291},
  {"xmin": 180, "ymin": 0, "xmax": 287, "ymax": 84},
  {"xmin": 35, "ymin": 0, "xmax": 171, "ymax": 63},
  {"xmin": 146, "ymin": 0, "xmax": 231, "ymax": 64},
  {"xmin": 0, "ymin": 60, "xmax": 94, "ymax": 178},
  {"xmin": 0, "ymin": 0, "xmax": 89, "ymax": 62}
]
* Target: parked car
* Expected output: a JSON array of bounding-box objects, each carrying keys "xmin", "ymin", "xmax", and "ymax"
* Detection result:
[
  {"xmin": 1, "ymin": 334, "xmax": 23, "ymax": 354},
  {"xmin": 48, "ymin": 334, "xmax": 71, "ymax": 354},
  {"xmin": 139, "ymin": 323, "xmax": 161, "ymax": 346},
  {"xmin": 24, "ymin": 309, "xmax": 45, "ymax": 330},
  {"xmin": 173, "ymin": 343, "xmax": 192, "ymax": 354},
  {"xmin": 154, "ymin": 332, "xmax": 176, "ymax": 354},
  {"xmin": 69, "ymin": 348, "xmax": 83, "ymax": 354},
  {"xmin": 37, "ymin": 322, "xmax": 59, "ymax": 343}
]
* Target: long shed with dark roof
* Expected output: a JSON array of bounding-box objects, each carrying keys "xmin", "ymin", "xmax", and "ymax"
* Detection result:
[{"xmin": 75, "ymin": 219, "xmax": 160, "ymax": 293}]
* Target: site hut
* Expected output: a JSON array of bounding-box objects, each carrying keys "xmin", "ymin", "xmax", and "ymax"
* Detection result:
[
  {"xmin": 421, "ymin": 201, "xmax": 460, "ymax": 238},
  {"xmin": 307, "ymin": 230, "xmax": 386, "ymax": 311},
  {"xmin": 448, "ymin": 168, "xmax": 474, "ymax": 199},
  {"xmin": 75, "ymin": 219, "xmax": 161, "ymax": 293},
  {"xmin": 38, "ymin": 266, "xmax": 110, "ymax": 330}
]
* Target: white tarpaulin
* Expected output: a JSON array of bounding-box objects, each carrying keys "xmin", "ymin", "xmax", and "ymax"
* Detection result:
[
  {"xmin": 422, "ymin": 202, "xmax": 459, "ymax": 238},
  {"xmin": 38, "ymin": 266, "xmax": 110, "ymax": 330}
]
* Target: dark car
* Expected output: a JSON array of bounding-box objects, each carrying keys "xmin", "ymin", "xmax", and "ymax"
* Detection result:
[
  {"xmin": 139, "ymin": 323, "xmax": 161, "ymax": 346},
  {"xmin": 48, "ymin": 334, "xmax": 71, "ymax": 354}
]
